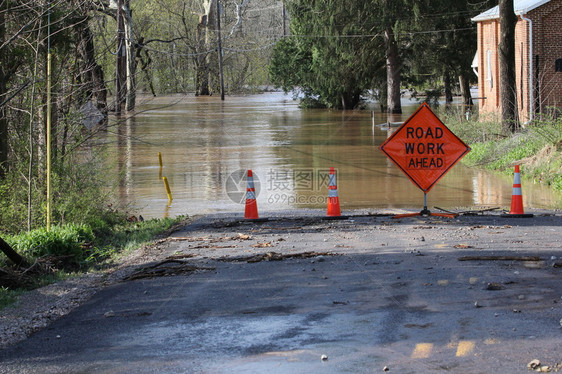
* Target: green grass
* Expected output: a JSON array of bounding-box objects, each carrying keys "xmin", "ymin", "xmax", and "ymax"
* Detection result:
[
  {"xmin": 89, "ymin": 216, "xmax": 187, "ymax": 264},
  {"xmin": 0, "ymin": 215, "xmax": 188, "ymax": 310},
  {"xmin": 443, "ymin": 110, "xmax": 562, "ymax": 192},
  {"xmin": 8, "ymin": 224, "xmax": 94, "ymax": 262}
]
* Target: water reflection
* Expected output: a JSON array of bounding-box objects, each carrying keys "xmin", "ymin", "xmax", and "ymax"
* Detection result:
[{"xmin": 102, "ymin": 93, "xmax": 562, "ymax": 219}]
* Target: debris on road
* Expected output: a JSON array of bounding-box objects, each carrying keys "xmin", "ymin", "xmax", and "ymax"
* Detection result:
[
  {"xmin": 123, "ymin": 260, "xmax": 215, "ymax": 280},
  {"xmin": 486, "ymin": 282, "xmax": 505, "ymax": 291},
  {"xmin": 453, "ymin": 244, "xmax": 474, "ymax": 249},
  {"xmin": 219, "ymin": 251, "xmax": 338, "ymax": 263},
  {"xmin": 251, "ymin": 242, "xmax": 273, "ymax": 248},
  {"xmin": 164, "ymin": 253, "xmax": 196, "ymax": 260},
  {"xmin": 528, "ymin": 359, "xmax": 541, "ymax": 370},
  {"xmin": 458, "ymin": 255, "xmax": 541, "ymax": 262}
]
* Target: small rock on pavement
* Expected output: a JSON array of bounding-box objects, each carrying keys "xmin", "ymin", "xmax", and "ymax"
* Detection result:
[
  {"xmin": 104, "ymin": 310, "xmax": 115, "ymax": 318},
  {"xmin": 321, "ymin": 354, "xmax": 328, "ymax": 361},
  {"xmin": 486, "ymin": 282, "xmax": 505, "ymax": 291},
  {"xmin": 527, "ymin": 359, "xmax": 541, "ymax": 370},
  {"xmin": 383, "ymin": 366, "xmax": 389, "ymax": 371}
]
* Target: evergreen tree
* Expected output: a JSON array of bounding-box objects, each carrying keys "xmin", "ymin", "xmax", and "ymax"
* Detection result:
[
  {"xmin": 403, "ymin": 0, "xmax": 495, "ymax": 106},
  {"xmin": 270, "ymin": 0, "xmax": 385, "ymax": 109}
]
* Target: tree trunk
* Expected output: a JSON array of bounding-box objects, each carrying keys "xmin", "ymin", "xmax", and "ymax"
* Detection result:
[
  {"xmin": 385, "ymin": 27, "xmax": 402, "ymax": 114},
  {"xmin": 124, "ymin": 1, "xmax": 136, "ymax": 112},
  {"xmin": 195, "ymin": 0, "xmax": 219, "ymax": 96},
  {"xmin": 75, "ymin": 19, "xmax": 108, "ymax": 122},
  {"xmin": 341, "ymin": 90, "xmax": 361, "ymax": 110},
  {"xmin": 0, "ymin": 84, "xmax": 7, "ymax": 177},
  {"xmin": 0, "ymin": 5, "xmax": 8, "ymax": 177},
  {"xmin": 205, "ymin": 0, "xmax": 219, "ymax": 95},
  {"xmin": 195, "ymin": 14, "xmax": 210, "ymax": 96},
  {"xmin": 378, "ymin": 81, "xmax": 388, "ymax": 112},
  {"xmin": 458, "ymin": 73, "xmax": 473, "ymax": 106},
  {"xmin": 136, "ymin": 38, "xmax": 156, "ymax": 96},
  {"xmin": 444, "ymin": 74, "xmax": 453, "ymax": 104},
  {"xmin": 0, "ymin": 236, "xmax": 29, "ymax": 268},
  {"xmin": 498, "ymin": 0, "xmax": 519, "ymax": 132},
  {"xmin": 115, "ymin": 0, "xmax": 126, "ymax": 114}
]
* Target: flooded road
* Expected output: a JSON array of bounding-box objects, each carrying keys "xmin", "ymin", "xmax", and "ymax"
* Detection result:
[{"xmin": 104, "ymin": 92, "xmax": 562, "ymax": 219}]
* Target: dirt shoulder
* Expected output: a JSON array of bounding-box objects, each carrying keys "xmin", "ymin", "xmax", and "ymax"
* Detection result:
[{"xmin": 1, "ymin": 209, "xmax": 561, "ymax": 356}]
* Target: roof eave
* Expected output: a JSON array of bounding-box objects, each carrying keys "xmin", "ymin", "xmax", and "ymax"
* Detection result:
[{"xmin": 471, "ymin": 0, "xmax": 552, "ymax": 22}]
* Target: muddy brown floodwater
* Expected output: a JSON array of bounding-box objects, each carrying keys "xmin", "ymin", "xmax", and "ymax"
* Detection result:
[{"xmin": 101, "ymin": 93, "xmax": 562, "ymax": 219}]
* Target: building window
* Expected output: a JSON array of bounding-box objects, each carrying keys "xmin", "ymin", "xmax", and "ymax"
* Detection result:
[
  {"xmin": 556, "ymin": 59, "xmax": 562, "ymax": 72},
  {"xmin": 486, "ymin": 50, "xmax": 493, "ymax": 88}
]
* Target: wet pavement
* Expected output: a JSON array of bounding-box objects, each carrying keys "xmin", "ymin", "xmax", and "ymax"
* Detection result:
[{"xmin": 0, "ymin": 211, "xmax": 561, "ymax": 373}]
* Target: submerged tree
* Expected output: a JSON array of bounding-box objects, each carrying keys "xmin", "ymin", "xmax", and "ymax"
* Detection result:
[
  {"xmin": 270, "ymin": 0, "xmax": 384, "ymax": 109},
  {"xmin": 381, "ymin": 0, "xmax": 417, "ymax": 114},
  {"xmin": 271, "ymin": 0, "xmax": 500, "ymax": 111},
  {"xmin": 404, "ymin": 0, "xmax": 496, "ymax": 106}
]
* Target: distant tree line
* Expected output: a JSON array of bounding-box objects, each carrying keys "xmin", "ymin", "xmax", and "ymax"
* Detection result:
[
  {"xmin": 0, "ymin": 0, "xmax": 284, "ymax": 234},
  {"xmin": 0, "ymin": 0, "xmax": 519, "ymax": 237},
  {"xmin": 269, "ymin": 0, "xmax": 498, "ymax": 110}
]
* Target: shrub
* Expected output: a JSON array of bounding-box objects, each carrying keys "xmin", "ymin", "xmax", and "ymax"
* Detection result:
[
  {"xmin": 8, "ymin": 224, "xmax": 94, "ymax": 262},
  {"xmin": 443, "ymin": 110, "xmax": 562, "ymax": 192}
]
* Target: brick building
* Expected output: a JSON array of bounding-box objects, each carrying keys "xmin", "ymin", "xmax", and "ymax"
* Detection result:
[{"xmin": 472, "ymin": 0, "xmax": 562, "ymax": 122}]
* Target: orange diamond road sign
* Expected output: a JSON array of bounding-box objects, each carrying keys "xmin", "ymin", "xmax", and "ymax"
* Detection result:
[{"xmin": 379, "ymin": 103, "xmax": 470, "ymax": 193}]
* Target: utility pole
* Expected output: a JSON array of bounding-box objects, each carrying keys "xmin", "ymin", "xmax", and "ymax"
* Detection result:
[
  {"xmin": 46, "ymin": 1, "xmax": 52, "ymax": 231},
  {"xmin": 115, "ymin": 0, "xmax": 125, "ymax": 115},
  {"xmin": 216, "ymin": 0, "xmax": 225, "ymax": 101}
]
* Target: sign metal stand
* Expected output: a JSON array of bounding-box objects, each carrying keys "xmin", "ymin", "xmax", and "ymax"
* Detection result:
[
  {"xmin": 379, "ymin": 103, "xmax": 471, "ymax": 219},
  {"xmin": 392, "ymin": 193, "xmax": 458, "ymax": 219}
]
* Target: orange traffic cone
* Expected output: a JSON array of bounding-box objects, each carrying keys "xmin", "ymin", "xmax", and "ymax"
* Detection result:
[
  {"xmin": 244, "ymin": 170, "xmax": 260, "ymax": 220},
  {"xmin": 502, "ymin": 165, "xmax": 533, "ymax": 218},
  {"xmin": 327, "ymin": 167, "xmax": 342, "ymax": 217}
]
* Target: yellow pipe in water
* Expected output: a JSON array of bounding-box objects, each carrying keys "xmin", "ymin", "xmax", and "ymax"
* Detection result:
[
  {"xmin": 158, "ymin": 152, "xmax": 163, "ymax": 180},
  {"xmin": 163, "ymin": 176, "xmax": 172, "ymax": 204}
]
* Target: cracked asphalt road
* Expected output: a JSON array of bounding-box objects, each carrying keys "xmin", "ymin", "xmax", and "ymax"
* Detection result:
[{"xmin": 0, "ymin": 211, "xmax": 561, "ymax": 373}]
